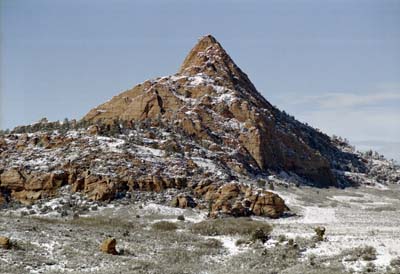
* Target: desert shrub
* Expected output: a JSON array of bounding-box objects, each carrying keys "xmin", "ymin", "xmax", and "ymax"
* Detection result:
[
  {"xmin": 386, "ymin": 257, "xmax": 400, "ymax": 273},
  {"xmin": 251, "ymin": 228, "xmax": 270, "ymax": 243},
  {"xmin": 390, "ymin": 257, "xmax": 400, "ymax": 267},
  {"xmin": 177, "ymin": 215, "xmax": 185, "ymax": 221},
  {"xmin": 343, "ymin": 245, "xmax": 377, "ymax": 261},
  {"xmin": 367, "ymin": 206, "xmax": 397, "ymax": 212},
  {"xmin": 256, "ymin": 179, "xmax": 266, "ymax": 188},
  {"xmin": 150, "ymin": 142, "xmax": 160, "ymax": 149},
  {"xmin": 235, "ymin": 238, "xmax": 250, "ymax": 246},
  {"xmin": 362, "ymin": 262, "xmax": 376, "ymax": 273},
  {"xmin": 152, "ymin": 221, "xmax": 178, "ymax": 231},
  {"xmin": 190, "ymin": 217, "xmax": 272, "ymax": 237},
  {"xmin": 9, "ymin": 239, "xmax": 36, "ymax": 251},
  {"xmin": 197, "ymin": 238, "xmax": 223, "ymax": 249},
  {"xmin": 308, "ymin": 253, "xmax": 317, "ymax": 266},
  {"xmin": 278, "ymin": 234, "xmax": 287, "ymax": 242},
  {"xmin": 314, "ymin": 226, "xmax": 326, "ymax": 241},
  {"xmin": 212, "ymin": 245, "xmax": 301, "ymax": 274},
  {"xmin": 290, "ymin": 236, "xmax": 318, "ymax": 250},
  {"xmin": 69, "ymin": 216, "xmax": 138, "ymax": 230}
]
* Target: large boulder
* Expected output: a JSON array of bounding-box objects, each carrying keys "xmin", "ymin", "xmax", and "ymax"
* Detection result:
[
  {"xmin": 193, "ymin": 180, "xmax": 288, "ymax": 218},
  {"xmin": 0, "ymin": 236, "xmax": 10, "ymax": 249},
  {"xmin": 246, "ymin": 191, "xmax": 289, "ymax": 218},
  {"xmin": 100, "ymin": 238, "xmax": 118, "ymax": 255}
]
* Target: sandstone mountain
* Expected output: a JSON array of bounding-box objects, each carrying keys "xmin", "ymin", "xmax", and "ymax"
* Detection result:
[
  {"xmin": 84, "ymin": 35, "xmax": 364, "ymax": 187},
  {"xmin": 1, "ymin": 35, "xmax": 398, "ymax": 218}
]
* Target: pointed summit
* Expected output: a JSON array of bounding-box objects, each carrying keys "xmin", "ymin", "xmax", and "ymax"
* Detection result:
[
  {"xmin": 179, "ymin": 35, "xmax": 226, "ymax": 73},
  {"xmin": 179, "ymin": 35, "xmax": 259, "ymax": 97}
]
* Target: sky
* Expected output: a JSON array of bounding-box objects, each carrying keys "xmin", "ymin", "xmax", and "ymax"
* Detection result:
[{"xmin": 1, "ymin": 0, "xmax": 399, "ymax": 161}]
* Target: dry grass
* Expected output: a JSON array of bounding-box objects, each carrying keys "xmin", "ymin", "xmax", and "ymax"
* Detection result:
[
  {"xmin": 343, "ymin": 245, "xmax": 377, "ymax": 261},
  {"xmin": 190, "ymin": 217, "xmax": 272, "ymax": 236},
  {"xmin": 151, "ymin": 221, "xmax": 178, "ymax": 231}
]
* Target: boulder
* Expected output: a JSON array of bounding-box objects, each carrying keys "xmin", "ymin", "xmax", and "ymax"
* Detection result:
[
  {"xmin": 248, "ymin": 191, "xmax": 288, "ymax": 218},
  {"xmin": 100, "ymin": 238, "xmax": 118, "ymax": 255},
  {"xmin": 0, "ymin": 236, "xmax": 10, "ymax": 249},
  {"xmin": 198, "ymin": 181, "xmax": 288, "ymax": 218}
]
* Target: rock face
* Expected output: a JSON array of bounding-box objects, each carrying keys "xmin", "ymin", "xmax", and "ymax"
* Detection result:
[
  {"xmin": 83, "ymin": 35, "xmax": 343, "ymax": 186},
  {"xmin": 0, "ymin": 168, "xmax": 69, "ymax": 205},
  {"xmin": 171, "ymin": 194, "xmax": 197, "ymax": 208},
  {"xmin": 1, "ymin": 169, "xmax": 26, "ymax": 191}
]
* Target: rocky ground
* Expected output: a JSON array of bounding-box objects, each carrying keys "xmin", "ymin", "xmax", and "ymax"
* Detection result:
[
  {"xmin": 1, "ymin": 127, "xmax": 399, "ymax": 274},
  {"xmin": 1, "ymin": 183, "xmax": 399, "ymax": 274}
]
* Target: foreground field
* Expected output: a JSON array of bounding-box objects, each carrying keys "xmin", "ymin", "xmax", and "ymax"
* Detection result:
[{"xmin": 0, "ymin": 184, "xmax": 399, "ymax": 274}]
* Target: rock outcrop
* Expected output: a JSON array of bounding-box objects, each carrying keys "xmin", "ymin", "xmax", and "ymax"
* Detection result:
[
  {"xmin": 171, "ymin": 194, "xmax": 197, "ymax": 208},
  {"xmin": 0, "ymin": 169, "xmax": 69, "ymax": 205},
  {"xmin": 193, "ymin": 181, "xmax": 288, "ymax": 218}
]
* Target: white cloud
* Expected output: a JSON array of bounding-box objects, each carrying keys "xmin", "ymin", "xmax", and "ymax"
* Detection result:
[
  {"xmin": 295, "ymin": 108, "xmax": 400, "ymax": 142},
  {"xmin": 283, "ymin": 91, "xmax": 400, "ymax": 109},
  {"xmin": 272, "ymin": 89, "xmax": 400, "ymax": 160}
]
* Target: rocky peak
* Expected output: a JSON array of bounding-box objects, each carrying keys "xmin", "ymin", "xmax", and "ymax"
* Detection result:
[
  {"xmin": 179, "ymin": 35, "xmax": 222, "ymax": 73},
  {"xmin": 179, "ymin": 35, "xmax": 262, "ymax": 102},
  {"xmin": 179, "ymin": 35, "xmax": 240, "ymax": 79},
  {"xmin": 81, "ymin": 35, "xmax": 373, "ymax": 186}
]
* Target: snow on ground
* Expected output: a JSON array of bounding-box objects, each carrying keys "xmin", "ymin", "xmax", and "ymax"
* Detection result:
[
  {"xmin": 206, "ymin": 235, "xmax": 243, "ymax": 256},
  {"xmin": 188, "ymin": 73, "xmax": 215, "ymax": 86},
  {"xmin": 133, "ymin": 144, "xmax": 164, "ymax": 158},
  {"xmin": 192, "ymin": 157, "xmax": 224, "ymax": 176},
  {"xmin": 301, "ymin": 206, "xmax": 337, "ymax": 224},
  {"xmin": 142, "ymin": 203, "xmax": 207, "ymax": 223},
  {"xmin": 143, "ymin": 203, "xmax": 187, "ymax": 216},
  {"xmin": 95, "ymin": 136, "xmax": 125, "ymax": 153},
  {"xmin": 267, "ymin": 185, "xmax": 400, "ymax": 272}
]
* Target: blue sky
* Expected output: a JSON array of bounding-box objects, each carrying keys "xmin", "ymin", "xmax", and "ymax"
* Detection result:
[{"xmin": 1, "ymin": 0, "xmax": 399, "ymax": 160}]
